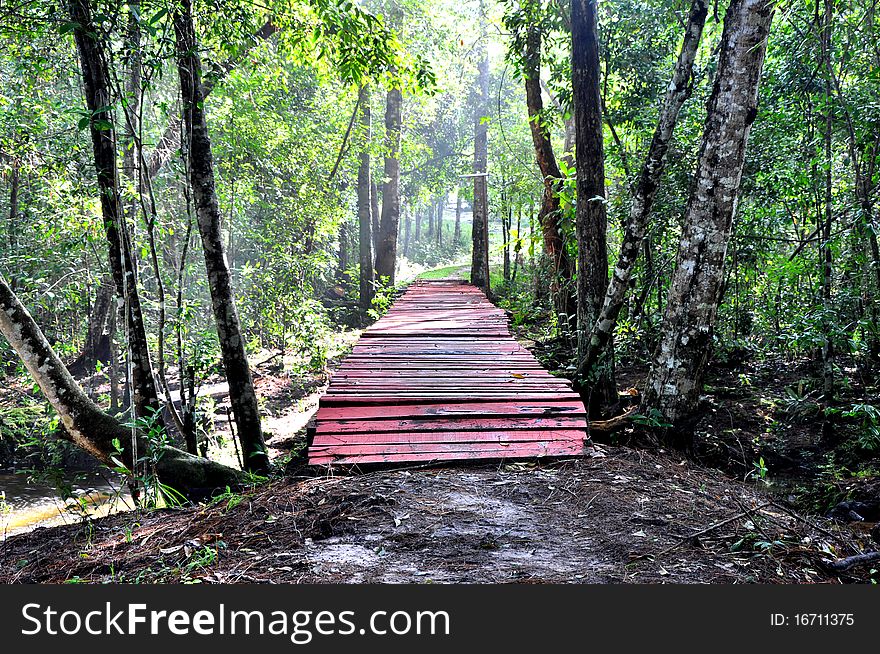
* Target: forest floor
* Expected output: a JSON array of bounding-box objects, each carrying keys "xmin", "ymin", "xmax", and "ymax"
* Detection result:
[
  {"xmin": 0, "ymin": 440, "xmax": 872, "ymax": 584},
  {"xmin": 1, "ymin": 351, "xmax": 877, "ymax": 583}
]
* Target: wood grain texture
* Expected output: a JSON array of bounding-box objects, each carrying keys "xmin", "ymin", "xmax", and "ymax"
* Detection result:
[{"xmin": 307, "ymin": 279, "xmax": 588, "ymax": 465}]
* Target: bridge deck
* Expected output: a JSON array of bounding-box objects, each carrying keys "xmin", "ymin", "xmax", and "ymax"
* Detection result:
[{"xmin": 307, "ymin": 279, "xmax": 589, "ymax": 465}]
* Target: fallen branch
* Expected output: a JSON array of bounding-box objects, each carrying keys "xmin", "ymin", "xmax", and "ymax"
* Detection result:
[
  {"xmin": 587, "ymin": 406, "xmax": 637, "ymax": 434},
  {"xmin": 768, "ymin": 499, "xmax": 860, "ymax": 555},
  {"xmin": 822, "ymin": 551, "xmax": 880, "ymax": 572},
  {"xmin": 634, "ymin": 502, "xmax": 770, "ymax": 561}
]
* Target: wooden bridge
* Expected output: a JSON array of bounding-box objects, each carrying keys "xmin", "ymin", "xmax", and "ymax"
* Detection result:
[{"xmin": 307, "ymin": 279, "xmax": 589, "ymax": 465}]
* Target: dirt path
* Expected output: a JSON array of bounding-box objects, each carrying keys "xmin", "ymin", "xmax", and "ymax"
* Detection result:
[{"xmin": 0, "ymin": 447, "xmax": 869, "ymax": 583}]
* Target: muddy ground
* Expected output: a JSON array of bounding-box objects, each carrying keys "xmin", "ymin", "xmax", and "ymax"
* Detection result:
[{"xmin": 1, "ymin": 445, "xmax": 873, "ymax": 583}]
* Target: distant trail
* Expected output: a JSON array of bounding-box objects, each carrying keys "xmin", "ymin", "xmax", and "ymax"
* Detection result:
[{"xmin": 307, "ymin": 279, "xmax": 589, "ymax": 465}]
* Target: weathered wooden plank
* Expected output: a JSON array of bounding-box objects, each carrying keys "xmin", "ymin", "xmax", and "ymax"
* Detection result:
[
  {"xmin": 312, "ymin": 400, "xmax": 586, "ymax": 421},
  {"xmin": 307, "ymin": 279, "xmax": 588, "ymax": 466},
  {"xmin": 314, "ymin": 417, "xmax": 587, "ymax": 435},
  {"xmin": 308, "ymin": 442, "xmax": 584, "ymax": 465}
]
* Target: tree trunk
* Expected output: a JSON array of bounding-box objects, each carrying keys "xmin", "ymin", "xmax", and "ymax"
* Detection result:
[
  {"xmin": 571, "ymin": 0, "xmax": 616, "ymax": 413},
  {"xmin": 68, "ymin": 0, "xmax": 160, "ymax": 419},
  {"xmin": 357, "ymin": 86, "xmax": 375, "ymax": 310},
  {"xmin": 641, "ymin": 0, "xmax": 775, "ymax": 432},
  {"xmin": 337, "ymin": 221, "xmax": 351, "ymax": 280},
  {"xmin": 403, "ymin": 207, "xmax": 412, "ymax": 257},
  {"xmin": 819, "ymin": 0, "xmax": 835, "ymax": 442},
  {"xmin": 375, "ymin": 87, "xmax": 402, "ymax": 284},
  {"xmin": 512, "ymin": 203, "xmax": 523, "ymax": 282},
  {"xmin": 7, "ymin": 160, "xmax": 18, "ymax": 262},
  {"xmin": 70, "ymin": 276, "xmax": 114, "ymax": 375},
  {"xmin": 174, "ymin": 0, "xmax": 268, "ymax": 473},
  {"xmin": 471, "ymin": 8, "xmax": 491, "ymax": 292},
  {"xmin": 454, "ymin": 194, "xmax": 462, "ymax": 244},
  {"xmin": 415, "ymin": 207, "xmax": 422, "ymax": 243},
  {"xmin": 524, "ymin": 17, "xmax": 576, "ymax": 327},
  {"xmin": 370, "ymin": 178, "xmax": 381, "ymax": 257},
  {"xmin": 577, "ymin": 0, "xmax": 709, "ymax": 377},
  {"xmin": 502, "ymin": 199, "xmax": 512, "ymax": 282},
  {"xmin": 437, "ymin": 198, "xmax": 444, "ymax": 246},
  {"xmin": 0, "ymin": 274, "xmax": 243, "ymax": 496},
  {"xmin": 427, "ymin": 200, "xmax": 435, "ymax": 239}
]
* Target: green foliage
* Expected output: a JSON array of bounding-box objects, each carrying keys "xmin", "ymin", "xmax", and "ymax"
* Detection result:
[{"xmin": 840, "ymin": 404, "xmax": 880, "ymax": 452}]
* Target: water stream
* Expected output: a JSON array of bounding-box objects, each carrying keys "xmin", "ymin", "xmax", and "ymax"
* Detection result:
[{"xmin": 0, "ymin": 471, "xmax": 132, "ymax": 540}]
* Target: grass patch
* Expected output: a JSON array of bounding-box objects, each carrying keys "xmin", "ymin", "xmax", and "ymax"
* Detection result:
[{"xmin": 417, "ymin": 264, "xmax": 469, "ymax": 280}]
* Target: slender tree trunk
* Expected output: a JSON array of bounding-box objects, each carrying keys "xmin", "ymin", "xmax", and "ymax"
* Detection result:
[
  {"xmin": 454, "ymin": 194, "xmax": 462, "ymax": 244},
  {"xmin": 502, "ymin": 197, "xmax": 512, "ymax": 282},
  {"xmin": 375, "ymin": 87, "xmax": 402, "ymax": 284},
  {"xmin": 370, "ymin": 178, "xmax": 381, "ymax": 257},
  {"xmin": 415, "ymin": 207, "xmax": 422, "ymax": 243},
  {"xmin": 642, "ymin": 0, "xmax": 776, "ymax": 432},
  {"xmin": 512, "ymin": 203, "xmax": 522, "ymax": 282},
  {"xmin": 357, "ymin": 85, "xmax": 375, "ymax": 311},
  {"xmin": 819, "ymin": 0, "xmax": 835, "ymax": 441},
  {"xmin": 403, "ymin": 207, "xmax": 412, "ymax": 257},
  {"xmin": 572, "ymin": 0, "xmax": 616, "ymax": 413},
  {"xmin": 72, "ymin": 276, "xmax": 113, "ymax": 374},
  {"xmin": 7, "ymin": 160, "xmax": 18, "ymax": 259},
  {"xmin": 524, "ymin": 16, "xmax": 576, "ymax": 326},
  {"xmin": 471, "ymin": 7, "xmax": 491, "ymax": 291},
  {"xmin": 69, "ymin": 0, "xmax": 160, "ymax": 419},
  {"xmin": 427, "ymin": 200, "xmax": 435, "ymax": 239},
  {"xmin": 0, "ymin": 274, "xmax": 242, "ymax": 495},
  {"xmin": 577, "ymin": 0, "xmax": 709, "ymax": 376},
  {"xmin": 337, "ymin": 221, "xmax": 351, "ymax": 280},
  {"xmin": 174, "ymin": 0, "xmax": 268, "ymax": 473},
  {"xmin": 437, "ymin": 198, "xmax": 444, "ymax": 246}
]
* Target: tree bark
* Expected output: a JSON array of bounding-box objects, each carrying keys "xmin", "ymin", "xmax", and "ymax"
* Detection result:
[
  {"xmin": 7, "ymin": 159, "xmax": 18, "ymax": 260},
  {"xmin": 454, "ymin": 194, "xmax": 462, "ymax": 244},
  {"xmin": 0, "ymin": 273, "xmax": 243, "ymax": 496},
  {"xmin": 70, "ymin": 276, "xmax": 113, "ymax": 375},
  {"xmin": 471, "ymin": 8, "xmax": 491, "ymax": 292},
  {"xmin": 174, "ymin": 0, "xmax": 268, "ymax": 473},
  {"xmin": 375, "ymin": 87, "xmax": 403, "ymax": 284},
  {"xmin": 403, "ymin": 207, "xmax": 412, "ymax": 257},
  {"xmin": 68, "ymin": 0, "xmax": 160, "ymax": 419},
  {"xmin": 577, "ymin": 0, "xmax": 709, "ymax": 377},
  {"xmin": 357, "ymin": 84, "xmax": 375, "ymax": 311},
  {"xmin": 524, "ymin": 16, "xmax": 576, "ymax": 326},
  {"xmin": 437, "ymin": 197, "xmax": 444, "ymax": 246},
  {"xmin": 819, "ymin": 0, "xmax": 835, "ymax": 441},
  {"xmin": 427, "ymin": 199, "xmax": 435, "ymax": 239},
  {"xmin": 370, "ymin": 178, "xmax": 381, "ymax": 257},
  {"xmin": 641, "ymin": 0, "xmax": 775, "ymax": 431},
  {"xmin": 571, "ymin": 0, "xmax": 616, "ymax": 412}
]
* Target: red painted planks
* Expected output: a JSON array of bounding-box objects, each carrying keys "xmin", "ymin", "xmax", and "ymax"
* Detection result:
[{"xmin": 307, "ymin": 279, "xmax": 588, "ymax": 466}]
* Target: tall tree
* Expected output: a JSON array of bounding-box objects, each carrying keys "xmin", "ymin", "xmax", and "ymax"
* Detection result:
[
  {"xmin": 571, "ymin": 0, "xmax": 616, "ymax": 412},
  {"xmin": 470, "ymin": 3, "xmax": 491, "ymax": 292},
  {"xmin": 454, "ymin": 193, "xmax": 462, "ymax": 244},
  {"xmin": 174, "ymin": 0, "xmax": 269, "ymax": 473},
  {"xmin": 818, "ymin": 0, "xmax": 835, "ymax": 440},
  {"xmin": 68, "ymin": 0, "xmax": 160, "ymax": 418},
  {"xmin": 521, "ymin": 1, "xmax": 576, "ymax": 327},
  {"xmin": 357, "ymin": 84, "xmax": 375, "ymax": 310},
  {"xmin": 642, "ymin": 0, "xmax": 776, "ymax": 432},
  {"xmin": 375, "ymin": 86, "xmax": 403, "ymax": 284},
  {"xmin": 577, "ymin": 0, "xmax": 710, "ymax": 376}
]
